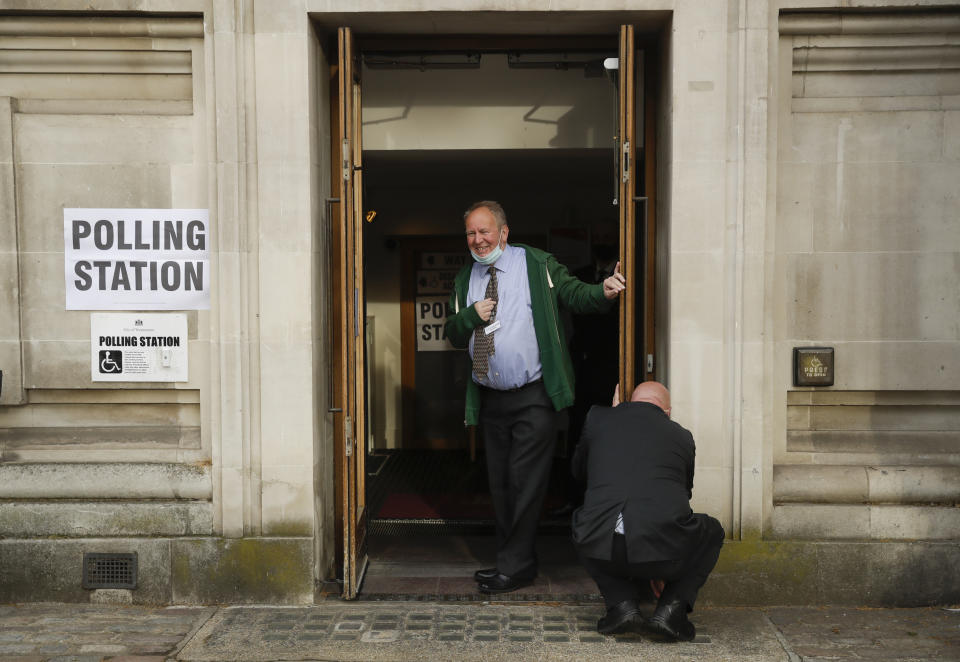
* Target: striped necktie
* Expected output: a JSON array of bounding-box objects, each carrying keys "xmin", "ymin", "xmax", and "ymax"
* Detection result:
[{"xmin": 472, "ymin": 265, "xmax": 498, "ymax": 379}]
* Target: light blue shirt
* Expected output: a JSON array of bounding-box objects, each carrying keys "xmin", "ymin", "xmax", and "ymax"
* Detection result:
[{"xmin": 467, "ymin": 244, "xmax": 542, "ymax": 390}]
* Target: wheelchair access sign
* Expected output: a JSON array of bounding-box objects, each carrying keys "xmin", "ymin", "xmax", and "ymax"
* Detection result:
[{"xmin": 91, "ymin": 313, "xmax": 188, "ymax": 382}]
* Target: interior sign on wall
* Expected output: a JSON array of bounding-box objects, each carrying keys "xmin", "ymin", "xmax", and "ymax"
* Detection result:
[
  {"xmin": 416, "ymin": 296, "xmax": 455, "ymax": 352},
  {"xmin": 418, "ymin": 253, "xmax": 467, "ymax": 295},
  {"xmin": 91, "ymin": 313, "xmax": 188, "ymax": 382},
  {"xmin": 416, "ymin": 270, "xmax": 460, "ymax": 295},
  {"xmin": 64, "ymin": 208, "xmax": 210, "ymax": 310}
]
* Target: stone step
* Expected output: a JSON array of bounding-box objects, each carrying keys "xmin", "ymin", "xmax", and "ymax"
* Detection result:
[
  {"xmin": 771, "ymin": 503, "xmax": 960, "ymax": 540},
  {"xmin": 0, "ymin": 500, "xmax": 213, "ymax": 537},
  {"xmin": 787, "ymin": 404, "xmax": 960, "ymax": 432},
  {"xmin": 0, "ymin": 462, "xmax": 211, "ymax": 499},
  {"xmin": 0, "ymin": 424, "xmax": 200, "ymax": 449},
  {"xmin": 786, "ymin": 429, "xmax": 958, "ymax": 454},
  {"xmin": 774, "ymin": 464, "xmax": 960, "ymax": 503},
  {"xmin": 787, "ymin": 391, "xmax": 960, "ymax": 406},
  {"xmin": 0, "ymin": 400, "xmax": 200, "ymax": 427}
]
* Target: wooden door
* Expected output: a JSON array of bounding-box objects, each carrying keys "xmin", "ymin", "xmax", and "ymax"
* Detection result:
[
  {"xmin": 617, "ymin": 24, "xmax": 639, "ymax": 397},
  {"xmin": 332, "ymin": 26, "xmax": 368, "ymax": 599}
]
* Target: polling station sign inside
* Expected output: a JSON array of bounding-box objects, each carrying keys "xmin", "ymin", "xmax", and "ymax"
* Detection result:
[{"xmin": 64, "ymin": 208, "xmax": 210, "ymax": 310}]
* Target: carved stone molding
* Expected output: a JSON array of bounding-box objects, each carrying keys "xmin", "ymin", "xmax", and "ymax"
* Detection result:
[
  {"xmin": 781, "ymin": 11, "xmax": 960, "ymax": 36},
  {"xmin": 0, "ymin": 16, "xmax": 202, "ymax": 39}
]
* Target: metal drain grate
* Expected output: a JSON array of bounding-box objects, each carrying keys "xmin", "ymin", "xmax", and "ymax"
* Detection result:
[{"xmin": 82, "ymin": 552, "xmax": 138, "ymax": 589}]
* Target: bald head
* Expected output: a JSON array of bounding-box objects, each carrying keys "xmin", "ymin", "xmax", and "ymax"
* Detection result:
[{"xmin": 630, "ymin": 381, "xmax": 671, "ymax": 416}]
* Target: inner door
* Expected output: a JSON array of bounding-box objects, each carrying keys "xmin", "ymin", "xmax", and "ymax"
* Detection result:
[{"xmin": 332, "ymin": 26, "xmax": 368, "ymax": 600}]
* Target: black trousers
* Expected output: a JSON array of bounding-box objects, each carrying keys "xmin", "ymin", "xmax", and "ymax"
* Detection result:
[
  {"xmin": 579, "ymin": 515, "xmax": 724, "ymax": 611},
  {"xmin": 479, "ymin": 380, "xmax": 557, "ymax": 578}
]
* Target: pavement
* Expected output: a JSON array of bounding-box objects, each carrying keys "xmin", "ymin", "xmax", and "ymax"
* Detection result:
[{"xmin": 1, "ymin": 601, "xmax": 958, "ymax": 661}]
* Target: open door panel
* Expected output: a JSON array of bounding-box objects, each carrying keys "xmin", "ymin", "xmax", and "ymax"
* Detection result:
[
  {"xmin": 617, "ymin": 24, "xmax": 638, "ymax": 398},
  {"xmin": 333, "ymin": 26, "xmax": 368, "ymax": 600}
]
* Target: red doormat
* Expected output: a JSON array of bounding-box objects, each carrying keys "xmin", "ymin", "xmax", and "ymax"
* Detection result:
[
  {"xmin": 376, "ymin": 492, "xmax": 495, "ymax": 520},
  {"xmin": 375, "ymin": 492, "xmax": 566, "ymax": 520}
]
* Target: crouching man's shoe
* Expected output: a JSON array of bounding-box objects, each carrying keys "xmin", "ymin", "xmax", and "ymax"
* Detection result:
[
  {"xmin": 597, "ymin": 599, "xmax": 643, "ymax": 635},
  {"xmin": 646, "ymin": 599, "xmax": 696, "ymax": 642}
]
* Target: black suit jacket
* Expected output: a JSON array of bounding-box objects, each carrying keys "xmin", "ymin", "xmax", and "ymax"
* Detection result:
[{"xmin": 571, "ymin": 401, "xmax": 703, "ymax": 563}]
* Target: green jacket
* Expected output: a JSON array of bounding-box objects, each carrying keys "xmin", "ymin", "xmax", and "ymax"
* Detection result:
[{"xmin": 444, "ymin": 243, "xmax": 611, "ymax": 426}]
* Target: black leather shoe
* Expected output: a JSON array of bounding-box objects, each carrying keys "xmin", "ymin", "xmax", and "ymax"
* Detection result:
[
  {"xmin": 477, "ymin": 573, "xmax": 534, "ymax": 594},
  {"xmin": 646, "ymin": 599, "xmax": 696, "ymax": 642},
  {"xmin": 474, "ymin": 567, "xmax": 498, "ymax": 582},
  {"xmin": 597, "ymin": 599, "xmax": 643, "ymax": 635}
]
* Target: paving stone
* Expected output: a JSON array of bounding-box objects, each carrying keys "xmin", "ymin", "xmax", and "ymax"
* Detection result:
[
  {"xmin": 0, "ymin": 645, "xmax": 36, "ymax": 655},
  {"xmin": 2, "ymin": 602, "xmax": 958, "ymax": 661},
  {"xmin": 361, "ymin": 630, "xmax": 400, "ymax": 643},
  {"xmin": 34, "ymin": 647, "xmax": 74, "ymax": 656},
  {"xmin": 79, "ymin": 644, "xmax": 127, "ymax": 654},
  {"xmin": 473, "ymin": 634, "xmax": 500, "ymax": 642}
]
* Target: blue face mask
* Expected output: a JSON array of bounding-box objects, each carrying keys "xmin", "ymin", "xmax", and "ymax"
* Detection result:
[{"xmin": 470, "ymin": 229, "xmax": 504, "ymax": 265}]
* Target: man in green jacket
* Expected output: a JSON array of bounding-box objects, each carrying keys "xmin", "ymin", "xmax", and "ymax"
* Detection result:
[{"xmin": 444, "ymin": 200, "xmax": 625, "ymax": 593}]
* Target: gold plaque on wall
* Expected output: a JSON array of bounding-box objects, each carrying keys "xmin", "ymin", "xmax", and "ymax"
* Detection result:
[{"xmin": 793, "ymin": 347, "xmax": 834, "ymax": 387}]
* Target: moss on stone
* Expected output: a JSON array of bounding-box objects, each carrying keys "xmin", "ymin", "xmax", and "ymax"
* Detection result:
[
  {"xmin": 701, "ymin": 536, "xmax": 821, "ymax": 605},
  {"xmin": 171, "ymin": 538, "xmax": 313, "ymax": 604},
  {"xmin": 263, "ymin": 520, "xmax": 314, "ymax": 537}
]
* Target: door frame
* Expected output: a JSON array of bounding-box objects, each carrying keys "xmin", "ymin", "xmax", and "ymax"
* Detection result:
[{"xmin": 327, "ymin": 24, "xmax": 662, "ymax": 598}]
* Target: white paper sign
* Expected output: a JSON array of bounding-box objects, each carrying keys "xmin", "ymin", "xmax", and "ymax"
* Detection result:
[
  {"xmin": 415, "ymin": 296, "xmax": 455, "ymax": 352},
  {"xmin": 64, "ymin": 208, "xmax": 210, "ymax": 310},
  {"xmin": 91, "ymin": 313, "xmax": 188, "ymax": 382}
]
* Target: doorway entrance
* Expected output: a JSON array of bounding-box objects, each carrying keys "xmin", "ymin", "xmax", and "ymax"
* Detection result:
[{"xmin": 328, "ymin": 24, "xmax": 662, "ymax": 599}]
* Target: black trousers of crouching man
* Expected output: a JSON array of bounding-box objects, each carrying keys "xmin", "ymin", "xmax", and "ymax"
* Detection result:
[
  {"xmin": 579, "ymin": 515, "xmax": 724, "ymax": 611},
  {"xmin": 479, "ymin": 380, "xmax": 557, "ymax": 579}
]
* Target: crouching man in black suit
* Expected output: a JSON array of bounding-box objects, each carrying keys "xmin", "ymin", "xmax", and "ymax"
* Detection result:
[{"xmin": 571, "ymin": 381, "xmax": 724, "ymax": 640}]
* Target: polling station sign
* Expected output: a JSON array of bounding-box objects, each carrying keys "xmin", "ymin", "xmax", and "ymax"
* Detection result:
[
  {"xmin": 415, "ymin": 296, "xmax": 455, "ymax": 352},
  {"xmin": 91, "ymin": 313, "xmax": 188, "ymax": 382},
  {"xmin": 64, "ymin": 208, "xmax": 210, "ymax": 310}
]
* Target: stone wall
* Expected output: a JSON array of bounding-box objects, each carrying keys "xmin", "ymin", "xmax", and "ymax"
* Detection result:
[
  {"xmin": 772, "ymin": 10, "xmax": 960, "ymax": 541},
  {"xmin": 0, "ymin": 0, "xmax": 957, "ymax": 606},
  {"xmin": 0, "ymin": 10, "xmax": 318, "ymax": 605}
]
